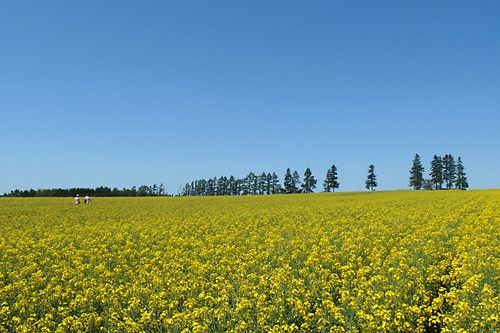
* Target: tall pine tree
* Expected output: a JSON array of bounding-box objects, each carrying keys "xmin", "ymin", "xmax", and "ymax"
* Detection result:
[
  {"xmin": 323, "ymin": 164, "xmax": 340, "ymax": 192},
  {"xmin": 365, "ymin": 164, "xmax": 378, "ymax": 191},
  {"xmin": 301, "ymin": 168, "xmax": 317, "ymax": 193},
  {"xmin": 442, "ymin": 154, "xmax": 456, "ymax": 189},
  {"xmin": 409, "ymin": 154, "xmax": 425, "ymax": 190},
  {"xmin": 284, "ymin": 168, "xmax": 298, "ymax": 194},
  {"xmin": 455, "ymin": 157, "xmax": 469, "ymax": 190},
  {"xmin": 292, "ymin": 170, "xmax": 301, "ymax": 193},
  {"xmin": 271, "ymin": 172, "xmax": 280, "ymax": 194},
  {"xmin": 430, "ymin": 155, "xmax": 443, "ymax": 190}
]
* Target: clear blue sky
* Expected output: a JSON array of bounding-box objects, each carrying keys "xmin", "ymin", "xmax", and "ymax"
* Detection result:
[{"xmin": 1, "ymin": 1, "xmax": 499, "ymax": 194}]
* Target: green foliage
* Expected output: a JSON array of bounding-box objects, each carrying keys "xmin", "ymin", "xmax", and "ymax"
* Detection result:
[
  {"xmin": 4, "ymin": 185, "xmax": 165, "ymax": 197},
  {"xmin": 5, "ymin": 156, "xmax": 469, "ymax": 198},
  {"xmin": 455, "ymin": 157, "xmax": 469, "ymax": 190},
  {"xmin": 301, "ymin": 168, "xmax": 317, "ymax": 193},
  {"xmin": 284, "ymin": 168, "xmax": 300, "ymax": 194},
  {"xmin": 365, "ymin": 164, "xmax": 377, "ymax": 191},
  {"xmin": 409, "ymin": 154, "xmax": 425, "ymax": 190},
  {"xmin": 428, "ymin": 154, "xmax": 467, "ymax": 190},
  {"xmin": 443, "ymin": 154, "xmax": 456, "ymax": 190},
  {"xmin": 430, "ymin": 155, "xmax": 444, "ymax": 190},
  {"xmin": 323, "ymin": 164, "xmax": 340, "ymax": 192}
]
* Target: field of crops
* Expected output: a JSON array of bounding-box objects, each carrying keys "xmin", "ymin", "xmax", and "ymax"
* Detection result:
[{"xmin": 1, "ymin": 190, "xmax": 500, "ymax": 332}]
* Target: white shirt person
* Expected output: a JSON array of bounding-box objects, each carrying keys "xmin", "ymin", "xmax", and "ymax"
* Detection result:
[{"xmin": 84, "ymin": 195, "xmax": 92, "ymax": 204}]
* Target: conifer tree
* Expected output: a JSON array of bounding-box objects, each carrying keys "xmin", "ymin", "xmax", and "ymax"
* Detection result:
[
  {"xmin": 217, "ymin": 176, "xmax": 229, "ymax": 195},
  {"xmin": 455, "ymin": 157, "xmax": 469, "ymax": 190},
  {"xmin": 207, "ymin": 178, "xmax": 216, "ymax": 196},
  {"xmin": 271, "ymin": 172, "xmax": 280, "ymax": 194},
  {"xmin": 409, "ymin": 154, "xmax": 425, "ymax": 190},
  {"xmin": 282, "ymin": 169, "xmax": 300, "ymax": 194},
  {"xmin": 244, "ymin": 172, "xmax": 256, "ymax": 195},
  {"xmin": 259, "ymin": 172, "xmax": 267, "ymax": 195},
  {"xmin": 430, "ymin": 155, "xmax": 444, "ymax": 190},
  {"xmin": 323, "ymin": 164, "xmax": 340, "ymax": 192},
  {"xmin": 159, "ymin": 183, "xmax": 166, "ymax": 196},
  {"xmin": 442, "ymin": 154, "xmax": 456, "ymax": 189},
  {"xmin": 229, "ymin": 176, "xmax": 239, "ymax": 195},
  {"xmin": 292, "ymin": 170, "xmax": 301, "ymax": 193},
  {"xmin": 264, "ymin": 173, "xmax": 272, "ymax": 195},
  {"xmin": 301, "ymin": 168, "xmax": 317, "ymax": 193},
  {"xmin": 365, "ymin": 164, "xmax": 378, "ymax": 191},
  {"xmin": 284, "ymin": 168, "xmax": 295, "ymax": 194}
]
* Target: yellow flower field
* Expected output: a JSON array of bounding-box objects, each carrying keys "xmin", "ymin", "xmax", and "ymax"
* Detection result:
[{"xmin": 1, "ymin": 190, "xmax": 500, "ymax": 332}]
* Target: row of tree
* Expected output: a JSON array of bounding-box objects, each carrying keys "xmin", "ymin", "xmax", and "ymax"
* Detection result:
[
  {"xmin": 3, "ymin": 155, "xmax": 468, "ymax": 197},
  {"xmin": 409, "ymin": 154, "xmax": 468, "ymax": 190},
  {"xmin": 181, "ymin": 155, "xmax": 467, "ymax": 196},
  {"xmin": 3, "ymin": 184, "xmax": 169, "ymax": 197},
  {"xmin": 180, "ymin": 172, "xmax": 281, "ymax": 196},
  {"xmin": 180, "ymin": 165, "xmax": 341, "ymax": 196}
]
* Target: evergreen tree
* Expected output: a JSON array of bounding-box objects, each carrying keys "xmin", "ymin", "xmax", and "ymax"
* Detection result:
[
  {"xmin": 365, "ymin": 164, "xmax": 378, "ymax": 191},
  {"xmin": 243, "ymin": 172, "xmax": 256, "ymax": 195},
  {"xmin": 96, "ymin": 186, "xmax": 112, "ymax": 196},
  {"xmin": 323, "ymin": 164, "xmax": 340, "ymax": 192},
  {"xmin": 292, "ymin": 170, "xmax": 301, "ymax": 193},
  {"xmin": 455, "ymin": 157, "xmax": 469, "ymax": 190},
  {"xmin": 207, "ymin": 178, "xmax": 216, "ymax": 196},
  {"xmin": 301, "ymin": 168, "xmax": 317, "ymax": 193},
  {"xmin": 284, "ymin": 168, "xmax": 299, "ymax": 194},
  {"xmin": 259, "ymin": 172, "xmax": 267, "ymax": 195},
  {"xmin": 284, "ymin": 168, "xmax": 293, "ymax": 194},
  {"xmin": 195, "ymin": 179, "xmax": 207, "ymax": 196},
  {"xmin": 409, "ymin": 154, "xmax": 425, "ymax": 190},
  {"xmin": 182, "ymin": 183, "xmax": 191, "ymax": 196},
  {"xmin": 251, "ymin": 174, "xmax": 259, "ymax": 195},
  {"xmin": 228, "ymin": 176, "xmax": 238, "ymax": 195},
  {"xmin": 442, "ymin": 154, "xmax": 456, "ymax": 189},
  {"xmin": 158, "ymin": 183, "xmax": 166, "ymax": 196},
  {"xmin": 138, "ymin": 185, "xmax": 151, "ymax": 196},
  {"xmin": 217, "ymin": 176, "xmax": 229, "ymax": 195},
  {"xmin": 271, "ymin": 172, "xmax": 280, "ymax": 194},
  {"xmin": 430, "ymin": 155, "xmax": 444, "ymax": 190},
  {"xmin": 264, "ymin": 173, "xmax": 272, "ymax": 195}
]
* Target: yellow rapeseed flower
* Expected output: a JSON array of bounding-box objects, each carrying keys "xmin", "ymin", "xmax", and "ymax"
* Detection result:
[{"xmin": 1, "ymin": 190, "xmax": 500, "ymax": 332}]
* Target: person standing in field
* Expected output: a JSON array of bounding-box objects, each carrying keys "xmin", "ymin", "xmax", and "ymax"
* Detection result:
[
  {"xmin": 74, "ymin": 194, "xmax": 80, "ymax": 204},
  {"xmin": 84, "ymin": 195, "xmax": 92, "ymax": 204}
]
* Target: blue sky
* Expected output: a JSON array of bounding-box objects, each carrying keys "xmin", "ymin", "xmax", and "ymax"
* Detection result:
[{"xmin": 1, "ymin": 1, "xmax": 499, "ymax": 194}]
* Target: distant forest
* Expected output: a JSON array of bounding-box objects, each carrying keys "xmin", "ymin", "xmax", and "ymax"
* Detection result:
[
  {"xmin": 3, "ymin": 184, "xmax": 168, "ymax": 198},
  {"xmin": 3, "ymin": 154, "xmax": 467, "ymax": 197}
]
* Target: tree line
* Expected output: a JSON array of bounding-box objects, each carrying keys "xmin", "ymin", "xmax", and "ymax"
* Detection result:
[
  {"xmin": 180, "ymin": 165, "xmax": 341, "ymax": 196},
  {"xmin": 181, "ymin": 154, "xmax": 468, "ymax": 196},
  {"xmin": 3, "ymin": 155, "xmax": 468, "ymax": 197},
  {"xmin": 409, "ymin": 154, "xmax": 468, "ymax": 190},
  {"xmin": 3, "ymin": 184, "xmax": 169, "ymax": 197}
]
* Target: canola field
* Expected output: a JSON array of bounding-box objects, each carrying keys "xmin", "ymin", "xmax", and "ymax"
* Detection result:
[{"xmin": 1, "ymin": 190, "xmax": 500, "ymax": 332}]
